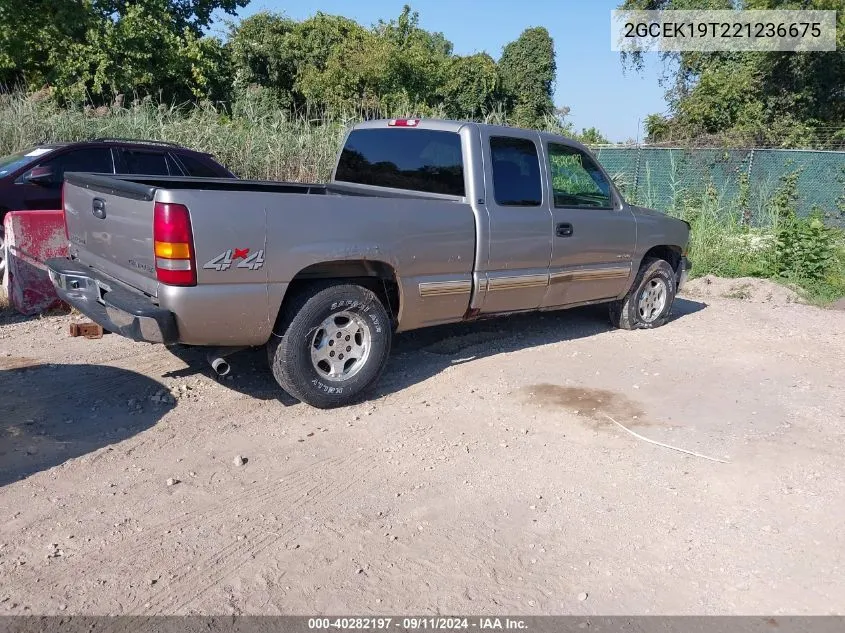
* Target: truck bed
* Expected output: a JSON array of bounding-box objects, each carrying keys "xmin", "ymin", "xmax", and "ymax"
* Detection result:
[{"xmin": 60, "ymin": 172, "xmax": 477, "ymax": 344}]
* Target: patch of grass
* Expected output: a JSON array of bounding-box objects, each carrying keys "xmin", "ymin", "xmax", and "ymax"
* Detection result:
[
  {"xmin": 722, "ymin": 284, "xmax": 752, "ymax": 300},
  {"xmin": 792, "ymin": 246, "xmax": 845, "ymax": 305}
]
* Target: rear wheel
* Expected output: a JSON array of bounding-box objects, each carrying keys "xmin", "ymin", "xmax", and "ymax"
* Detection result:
[
  {"xmin": 267, "ymin": 283, "xmax": 392, "ymax": 408},
  {"xmin": 609, "ymin": 257, "xmax": 676, "ymax": 330}
]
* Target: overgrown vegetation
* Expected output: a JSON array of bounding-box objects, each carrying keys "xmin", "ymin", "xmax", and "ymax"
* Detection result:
[
  {"xmin": 607, "ymin": 4, "xmax": 845, "ymax": 306},
  {"xmin": 620, "ymin": 0, "xmax": 845, "ymax": 149},
  {"xmin": 0, "ymin": 90, "xmax": 590, "ymax": 181},
  {"xmin": 2, "ymin": 92, "xmax": 842, "ymax": 303},
  {"xmin": 2, "ymin": 0, "xmax": 844, "ymax": 302},
  {"xmin": 630, "ymin": 166, "xmax": 845, "ymax": 304},
  {"xmin": 1, "ymin": 1, "xmax": 562, "ymax": 130}
]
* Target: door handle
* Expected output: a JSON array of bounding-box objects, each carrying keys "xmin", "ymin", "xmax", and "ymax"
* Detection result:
[
  {"xmin": 92, "ymin": 198, "xmax": 106, "ymax": 219},
  {"xmin": 555, "ymin": 222, "xmax": 573, "ymax": 237}
]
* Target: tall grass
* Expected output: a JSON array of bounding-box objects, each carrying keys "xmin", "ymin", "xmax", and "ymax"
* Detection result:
[
  {"xmin": 643, "ymin": 164, "xmax": 845, "ymax": 304},
  {"xmin": 0, "ymin": 92, "xmax": 573, "ymax": 181},
  {"xmin": 0, "ymin": 93, "xmax": 348, "ymax": 182},
  {"xmin": 1, "ymin": 92, "xmax": 843, "ymax": 303}
]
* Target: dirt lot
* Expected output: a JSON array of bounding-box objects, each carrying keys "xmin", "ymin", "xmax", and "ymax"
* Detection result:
[{"xmin": 1, "ymin": 279, "xmax": 844, "ymax": 615}]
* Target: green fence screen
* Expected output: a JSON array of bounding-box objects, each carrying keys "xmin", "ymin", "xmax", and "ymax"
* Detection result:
[{"xmin": 593, "ymin": 147, "xmax": 845, "ymax": 226}]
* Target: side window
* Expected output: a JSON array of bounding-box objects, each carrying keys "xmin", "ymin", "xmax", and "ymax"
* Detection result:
[
  {"xmin": 547, "ymin": 143, "xmax": 613, "ymax": 209},
  {"xmin": 489, "ymin": 136, "xmax": 542, "ymax": 206},
  {"xmin": 176, "ymin": 153, "xmax": 224, "ymax": 177},
  {"xmin": 119, "ymin": 149, "xmax": 176, "ymax": 176},
  {"xmin": 35, "ymin": 148, "xmax": 113, "ymax": 185}
]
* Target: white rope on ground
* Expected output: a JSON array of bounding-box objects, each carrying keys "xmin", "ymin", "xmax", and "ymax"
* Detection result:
[{"xmin": 601, "ymin": 412, "xmax": 729, "ymax": 464}]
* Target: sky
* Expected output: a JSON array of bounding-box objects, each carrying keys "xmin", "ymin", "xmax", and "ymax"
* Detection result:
[{"xmin": 232, "ymin": 0, "xmax": 669, "ymax": 142}]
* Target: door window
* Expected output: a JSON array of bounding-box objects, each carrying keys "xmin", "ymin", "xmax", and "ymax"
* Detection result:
[
  {"xmin": 28, "ymin": 148, "xmax": 114, "ymax": 185},
  {"xmin": 547, "ymin": 143, "xmax": 613, "ymax": 209},
  {"xmin": 119, "ymin": 149, "xmax": 178, "ymax": 175},
  {"xmin": 176, "ymin": 153, "xmax": 225, "ymax": 177},
  {"xmin": 489, "ymin": 137, "xmax": 542, "ymax": 206}
]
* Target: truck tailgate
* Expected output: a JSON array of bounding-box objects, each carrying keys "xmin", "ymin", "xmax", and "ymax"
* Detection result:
[{"xmin": 63, "ymin": 173, "xmax": 159, "ymax": 296}]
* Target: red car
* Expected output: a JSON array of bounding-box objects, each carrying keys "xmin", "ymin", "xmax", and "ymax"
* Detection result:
[{"xmin": 0, "ymin": 138, "xmax": 234, "ymax": 278}]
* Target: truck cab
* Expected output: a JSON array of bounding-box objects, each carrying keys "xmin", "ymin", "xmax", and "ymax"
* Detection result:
[{"xmin": 333, "ymin": 119, "xmax": 687, "ymax": 321}]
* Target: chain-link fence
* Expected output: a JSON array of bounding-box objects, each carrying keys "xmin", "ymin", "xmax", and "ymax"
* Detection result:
[{"xmin": 593, "ymin": 146, "xmax": 845, "ymax": 226}]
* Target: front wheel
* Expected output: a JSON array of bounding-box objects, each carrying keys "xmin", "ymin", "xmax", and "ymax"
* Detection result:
[
  {"xmin": 609, "ymin": 257, "xmax": 677, "ymax": 330},
  {"xmin": 267, "ymin": 283, "xmax": 392, "ymax": 408}
]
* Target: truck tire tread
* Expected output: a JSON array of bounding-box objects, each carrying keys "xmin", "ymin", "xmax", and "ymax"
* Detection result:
[
  {"xmin": 609, "ymin": 256, "xmax": 676, "ymax": 330},
  {"xmin": 267, "ymin": 282, "xmax": 391, "ymax": 408}
]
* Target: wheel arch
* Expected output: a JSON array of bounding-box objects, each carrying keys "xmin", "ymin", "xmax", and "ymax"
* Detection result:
[
  {"xmin": 270, "ymin": 259, "xmax": 402, "ymax": 337},
  {"xmin": 638, "ymin": 244, "xmax": 683, "ymax": 272}
]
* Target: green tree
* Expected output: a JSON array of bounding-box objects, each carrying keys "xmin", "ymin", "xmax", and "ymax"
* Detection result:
[
  {"xmin": 296, "ymin": 27, "xmax": 388, "ymax": 112},
  {"xmin": 578, "ymin": 127, "xmax": 610, "ymax": 145},
  {"xmin": 181, "ymin": 30, "xmax": 232, "ymax": 102},
  {"xmin": 619, "ymin": 0, "xmax": 845, "ymax": 147},
  {"xmin": 498, "ymin": 27, "xmax": 556, "ymax": 128},
  {"xmin": 0, "ymin": 0, "xmax": 244, "ymax": 102},
  {"xmin": 228, "ymin": 11, "xmax": 372, "ymax": 110},
  {"xmin": 373, "ymin": 5, "xmax": 452, "ymax": 109},
  {"xmin": 287, "ymin": 5, "xmax": 454, "ymax": 114},
  {"xmin": 288, "ymin": 13, "xmax": 375, "ymax": 111},
  {"xmin": 94, "ymin": 0, "xmax": 247, "ymax": 34},
  {"xmin": 0, "ymin": 0, "xmax": 94, "ymax": 90},
  {"xmin": 439, "ymin": 53, "xmax": 499, "ymax": 119},
  {"xmin": 228, "ymin": 12, "xmax": 296, "ymax": 105}
]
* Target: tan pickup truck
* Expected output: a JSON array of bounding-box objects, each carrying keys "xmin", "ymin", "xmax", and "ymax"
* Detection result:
[{"xmin": 48, "ymin": 119, "xmax": 691, "ymax": 408}]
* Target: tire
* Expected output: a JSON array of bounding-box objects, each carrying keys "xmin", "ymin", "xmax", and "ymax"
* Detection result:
[
  {"xmin": 267, "ymin": 282, "xmax": 392, "ymax": 408},
  {"xmin": 609, "ymin": 257, "xmax": 676, "ymax": 330}
]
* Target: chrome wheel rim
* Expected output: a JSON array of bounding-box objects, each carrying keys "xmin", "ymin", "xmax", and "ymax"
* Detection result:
[
  {"xmin": 309, "ymin": 310, "xmax": 372, "ymax": 382},
  {"xmin": 638, "ymin": 278, "xmax": 668, "ymax": 322}
]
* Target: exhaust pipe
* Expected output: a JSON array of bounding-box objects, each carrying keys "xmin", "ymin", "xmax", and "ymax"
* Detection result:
[
  {"xmin": 206, "ymin": 346, "xmax": 244, "ymax": 377},
  {"xmin": 209, "ymin": 356, "xmax": 230, "ymax": 376}
]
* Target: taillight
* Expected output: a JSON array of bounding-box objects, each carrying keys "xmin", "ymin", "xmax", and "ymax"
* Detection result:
[
  {"xmin": 388, "ymin": 118, "xmax": 420, "ymax": 127},
  {"xmin": 153, "ymin": 202, "xmax": 196, "ymax": 286},
  {"xmin": 62, "ymin": 182, "xmax": 69, "ymax": 240}
]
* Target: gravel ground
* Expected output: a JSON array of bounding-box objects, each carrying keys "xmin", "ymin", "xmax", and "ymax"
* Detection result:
[{"xmin": 0, "ymin": 280, "xmax": 843, "ymax": 615}]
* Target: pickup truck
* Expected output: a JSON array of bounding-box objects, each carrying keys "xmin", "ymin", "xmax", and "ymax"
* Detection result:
[{"xmin": 47, "ymin": 118, "xmax": 691, "ymax": 408}]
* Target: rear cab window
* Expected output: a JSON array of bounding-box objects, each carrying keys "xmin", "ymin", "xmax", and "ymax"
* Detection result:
[{"xmin": 334, "ymin": 128, "xmax": 465, "ymax": 196}]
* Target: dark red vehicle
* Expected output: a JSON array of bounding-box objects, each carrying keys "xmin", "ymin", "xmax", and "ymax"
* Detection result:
[{"xmin": 0, "ymin": 138, "xmax": 234, "ymax": 277}]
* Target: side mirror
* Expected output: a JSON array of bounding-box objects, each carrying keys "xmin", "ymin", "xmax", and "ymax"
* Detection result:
[{"xmin": 25, "ymin": 165, "xmax": 56, "ymax": 185}]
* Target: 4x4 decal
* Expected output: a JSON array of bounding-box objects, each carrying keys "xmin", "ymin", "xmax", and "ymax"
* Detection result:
[{"xmin": 203, "ymin": 248, "xmax": 265, "ymax": 271}]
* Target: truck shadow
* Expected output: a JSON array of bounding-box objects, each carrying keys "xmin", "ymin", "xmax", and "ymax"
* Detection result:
[
  {"xmin": 0, "ymin": 362, "xmax": 174, "ymax": 487},
  {"xmin": 375, "ymin": 298, "xmax": 707, "ymax": 399},
  {"xmin": 204, "ymin": 298, "xmax": 707, "ymax": 406},
  {"xmin": 0, "ymin": 299, "xmax": 706, "ymax": 484}
]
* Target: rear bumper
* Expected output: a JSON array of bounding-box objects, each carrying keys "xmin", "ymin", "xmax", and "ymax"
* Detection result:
[
  {"xmin": 676, "ymin": 256, "xmax": 691, "ymax": 292},
  {"xmin": 46, "ymin": 258, "xmax": 178, "ymax": 344}
]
